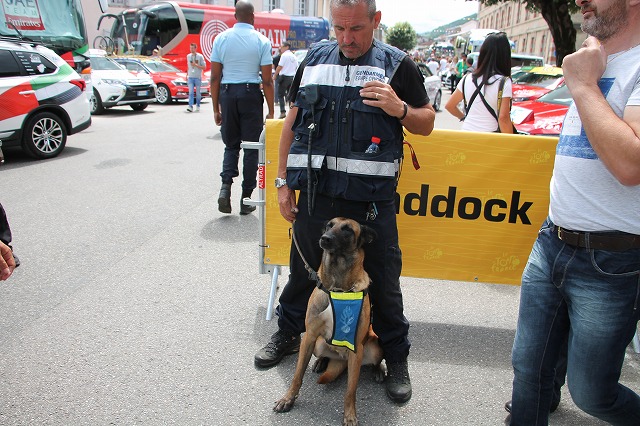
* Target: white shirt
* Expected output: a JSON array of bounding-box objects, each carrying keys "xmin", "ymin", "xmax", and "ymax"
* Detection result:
[
  {"xmin": 278, "ymin": 49, "xmax": 298, "ymax": 77},
  {"xmin": 457, "ymin": 74, "xmax": 512, "ymax": 132},
  {"xmin": 549, "ymin": 45, "xmax": 640, "ymax": 233}
]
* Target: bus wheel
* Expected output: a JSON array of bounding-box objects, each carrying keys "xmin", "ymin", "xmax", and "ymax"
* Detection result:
[
  {"xmin": 156, "ymin": 84, "xmax": 172, "ymax": 105},
  {"xmin": 131, "ymin": 103, "xmax": 148, "ymax": 111}
]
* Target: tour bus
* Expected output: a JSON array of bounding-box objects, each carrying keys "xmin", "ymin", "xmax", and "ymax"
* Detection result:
[
  {"xmin": 0, "ymin": 0, "xmax": 107, "ymax": 71},
  {"xmin": 97, "ymin": 2, "xmax": 330, "ymax": 73}
]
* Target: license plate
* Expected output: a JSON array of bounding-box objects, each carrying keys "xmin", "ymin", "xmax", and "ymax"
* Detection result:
[{"xmin": 137, "ymin": 90, "xmax": 148, "ymax": 96}]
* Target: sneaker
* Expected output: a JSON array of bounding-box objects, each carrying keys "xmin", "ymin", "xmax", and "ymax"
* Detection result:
[
  {"xmin": 186, "ymin": 106, "xmax": 193, "ymax": 112},
  {"xmin": 385, "ymin": 360, "xmax": 412, "ymax": 403},
  {"xmin": 278, "ymin": 112, "xmax": 287, "ymax": 119},
  {"xmin": 254, "ymin": 329, "xmax": 300, "ymax": 368},
  {"xmin": 196, "ymin": 106, "xmax": 200, "ymax": 112}
]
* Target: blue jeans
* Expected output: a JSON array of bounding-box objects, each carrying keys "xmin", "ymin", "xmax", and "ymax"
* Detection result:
[
  {"xmin": 188, "ymin": 77, "xmax": 202, "ymax": 108},
  {"xmin": 510, "ymin": 218, "xmax": 640, "ymax": 425}
]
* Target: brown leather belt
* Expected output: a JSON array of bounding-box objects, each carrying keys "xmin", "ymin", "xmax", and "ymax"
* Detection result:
[{"xmin": 556, "ymin": 226, "xmax": 640, "ymax": 252}]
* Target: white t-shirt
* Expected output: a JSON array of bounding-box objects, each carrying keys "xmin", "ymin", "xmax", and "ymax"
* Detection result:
[
  {"xmin": 549, "ymin": 45, "xmax": 640, "ymax": 233},
  {"xmin": 439, "ymin": 58, "xmax": 448, "ymax": 74},
  {"xmin": 427, "ymin": 60, "xmax": 439, "ymax": 76},
  {"xmin": 457, "ymin": 74, "xmax": 512, "ymax": 132},
  {"xmin": 278, "ymin": 49, "xmax": 298, "ymax": 77}
]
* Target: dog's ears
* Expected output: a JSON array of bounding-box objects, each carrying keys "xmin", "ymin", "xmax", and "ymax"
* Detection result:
[{"xmin": 359, "ymin": 225, "xmax": 377, "ymax": 246}]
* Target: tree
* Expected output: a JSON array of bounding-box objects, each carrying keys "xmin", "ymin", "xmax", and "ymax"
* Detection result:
[
  {"xmin": 474, "ymin": 0, "xmax": 580, "ymax": 66},
  {"xmin": 386, "ymin": 22, "xmax": 417, "ymax": 52}
]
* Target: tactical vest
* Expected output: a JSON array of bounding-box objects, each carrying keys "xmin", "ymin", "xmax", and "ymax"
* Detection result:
[{"xmin": 286, "ymin": 39, "xmax": 406, "ymax": 202}]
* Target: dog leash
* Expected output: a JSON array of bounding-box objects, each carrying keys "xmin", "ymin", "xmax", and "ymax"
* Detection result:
[{"xmin": 291, "ymin": 220, "xmax": 325, "ymax": 291}]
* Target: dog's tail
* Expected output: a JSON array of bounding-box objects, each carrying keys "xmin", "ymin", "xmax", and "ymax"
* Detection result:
[{"xmin": 317, "ymin": 359, "xmax": 348, "ymax": 384}]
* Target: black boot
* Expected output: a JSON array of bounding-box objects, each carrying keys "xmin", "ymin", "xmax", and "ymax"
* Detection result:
[
  {"xmin": 254, "ymin": 329, "xmax": 300, "ymax": 368},
  {"xmin": 386, "ymin": 360, "xmax": 412, "ymax": 403},
  {"xmin": 218, "ymin": 183, "xmax": 231, "ymax": 214},
  {"xmin": 240, "ymin": 189, "xmax": 256, "ymax": 215}
]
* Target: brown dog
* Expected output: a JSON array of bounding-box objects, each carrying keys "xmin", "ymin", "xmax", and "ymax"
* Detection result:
[{"xmin": 274, "ymin": 217, "xmax": 384, "ymax": 426}]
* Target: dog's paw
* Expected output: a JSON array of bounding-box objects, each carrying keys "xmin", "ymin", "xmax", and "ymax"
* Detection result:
[
  {"xmin": 372, "ymin": 363, "xmax": 386, "ymax": 384},
  {"xmin": 343, "ymin": 413, "xmax": 359, "ymax": 426},
  {"xmin": 273, "ymin": 395, "xmax": 296, "ymax": 413},
  {"xmin": 312, "ymin": 356, "xmax": 329, "ymax": 373}
]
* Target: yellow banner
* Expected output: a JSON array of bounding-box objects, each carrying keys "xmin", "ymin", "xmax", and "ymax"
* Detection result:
[{"xmin": 263, "ymin": 120, "xmax": 558, "ymax": 285}]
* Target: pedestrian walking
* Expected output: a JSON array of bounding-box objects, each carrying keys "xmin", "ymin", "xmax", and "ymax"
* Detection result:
[{"xmin": 209, "ymin": 0, "xmax": 275, "ymax": 215}]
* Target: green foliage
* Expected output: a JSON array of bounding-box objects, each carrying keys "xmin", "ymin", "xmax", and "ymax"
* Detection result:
[{"xmin": 386, "ymin": 22, "xmax": 417, "ymax": 52}]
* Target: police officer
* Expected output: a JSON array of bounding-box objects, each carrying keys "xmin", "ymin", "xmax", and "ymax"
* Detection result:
[{"xmin": 254, "ymin": 0, "xmax": 435, "ymax": 404}]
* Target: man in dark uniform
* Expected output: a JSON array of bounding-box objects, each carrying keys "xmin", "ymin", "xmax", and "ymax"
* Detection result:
[{"xmin": 254, "ymin": 0, "xmax": 435, "ymax": 404}]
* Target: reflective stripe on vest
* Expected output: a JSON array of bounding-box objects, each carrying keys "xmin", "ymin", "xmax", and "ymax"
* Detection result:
[
  {"xmin": 287, "ymin": 153, "xmax": 325, "ymax": 169},
  {"xmin": 326, "ymin": 156, "xmax": 397, "ymax": 177},
  {"xmin": 287, "ymin": 153, "xmax": 398, "ymax": 177}
]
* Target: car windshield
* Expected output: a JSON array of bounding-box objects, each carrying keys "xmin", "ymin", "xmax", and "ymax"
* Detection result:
[
  {"xmin": 143, "ymin": 61, "xmax": 181, "ymax": 72},
  {"xmin": 536, "ymin": 84, "xmax": 573, "ymax": 106},
  {"xmin": 90, "ymin": 56, "xmax": 124, "ymax": 71}
]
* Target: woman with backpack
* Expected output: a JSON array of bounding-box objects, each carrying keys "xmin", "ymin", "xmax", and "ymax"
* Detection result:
[{"xmin": 445, "ymin": 32, "xmax": 514, "ymax": 133}]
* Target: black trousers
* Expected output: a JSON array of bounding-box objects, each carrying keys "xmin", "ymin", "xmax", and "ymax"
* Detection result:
[
  {"xmin": 219, "ymin": 83, "xmax": 263, "ymax": 191},
  {"xmin": 276, "ymin": 192, "xmax": 411, "ymax": 362}
]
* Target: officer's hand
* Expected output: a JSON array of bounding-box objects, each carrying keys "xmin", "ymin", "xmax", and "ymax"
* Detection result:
[
  {"xmin": 278, "ymin": 186, "xmax": 298, "ymax": 223},
  {"xmin": 360, "ymin": 80, "xmax": 405, "ymax": 120}
]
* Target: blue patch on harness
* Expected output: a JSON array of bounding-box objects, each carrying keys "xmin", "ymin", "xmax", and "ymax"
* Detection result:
[{"xmin": 329, "ymin": 291, "xmax": 365, "ymax": 352}]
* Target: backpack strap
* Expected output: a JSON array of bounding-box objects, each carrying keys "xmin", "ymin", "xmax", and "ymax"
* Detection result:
[{"xmin": 464, "ymin": 76, "xmax": 487, "ymax": 117}]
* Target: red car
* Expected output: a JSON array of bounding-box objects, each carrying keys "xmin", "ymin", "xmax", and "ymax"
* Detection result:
[
  {"xmin": 511, "ymin": 66, "xmax": 564, "ymax": 102},
  {"xmin": 112, "ymin": 57, "xmax": 210, "ymax": 105},
  {"xmin": 511, "ymin": 84, "xmax": 572, "ymax": 136}
]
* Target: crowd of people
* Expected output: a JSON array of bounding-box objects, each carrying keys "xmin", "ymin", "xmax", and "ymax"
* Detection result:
[{"xmin": 6, "ymin": 0, "xmax": 640, "ymax": 424}]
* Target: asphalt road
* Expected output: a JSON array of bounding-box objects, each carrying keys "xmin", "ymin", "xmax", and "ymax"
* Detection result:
[{"xmin": 0, "ymin": 91, "xmax": 637, "ymax": 425}]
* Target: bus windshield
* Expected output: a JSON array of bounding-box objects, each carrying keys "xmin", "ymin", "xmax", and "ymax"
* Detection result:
[{"xmin": 0, "ymin": 0, "xmax": 87, "ymax": 55}]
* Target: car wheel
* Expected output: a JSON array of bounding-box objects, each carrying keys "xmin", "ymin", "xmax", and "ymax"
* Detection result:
[
  {"xmin": 156, "ymin": 84, "xmax": 172, "ymax": 105},
  {"xmin": 432, "ymin": 90, "xmax": 442, "ymax": 112},
  {"xmin": 21, "ymin": 112, "xmax": 67, "ymax": 159},
  {"xmin": 131, "ymin": 103, "xmax": 148, "ymax": 111},
  {"xmin": 90, "ymin": 89, "xmax": 104, "ymax": 115}
]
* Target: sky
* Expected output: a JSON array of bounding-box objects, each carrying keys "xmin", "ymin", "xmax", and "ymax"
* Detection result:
[{"xmin": 375, "ymin": 0, "xmax": 480, "ymax": 33}]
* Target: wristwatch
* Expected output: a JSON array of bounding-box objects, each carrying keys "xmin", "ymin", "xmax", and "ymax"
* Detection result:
[{"xmin": 275, "ymin": 177, "xmax": 287, "ymax": 188}]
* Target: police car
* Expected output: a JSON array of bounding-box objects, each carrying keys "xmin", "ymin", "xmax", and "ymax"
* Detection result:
[{"xmin": 0, "ymin": 37, "xmax": 91, "ymax": 159}]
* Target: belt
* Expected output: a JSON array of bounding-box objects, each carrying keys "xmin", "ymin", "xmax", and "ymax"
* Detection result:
[
  {"xmin": 555, "ymin": 226, "xmax": 640, "ymax": 252},
  {"xmin": 222, "ymin": 83, "xmax": 260, "ymax": 87}
]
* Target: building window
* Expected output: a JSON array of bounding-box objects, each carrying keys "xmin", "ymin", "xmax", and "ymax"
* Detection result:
[
  {"xmin": 530, "ymin": 37, "xmax": 536, "ymax": 54},
  {"xmin": 521, "ymin": 38, "xmax": 527, "ymax": 53},
  {"xmin": 264, "ymin": 0, "xmax": 280, "ymax": 11},
  {"xmin": 295, "ymin": 0, "xmax": 306, "ymax": 15},
  {"xmin": 540, "ymin": 34, "xmax": 546, "ymax": 56}
]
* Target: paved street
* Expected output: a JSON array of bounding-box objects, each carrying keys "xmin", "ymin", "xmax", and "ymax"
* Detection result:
[{"xmin": 0, "ymin": 91, "xmax": 637, "ymax": 425}]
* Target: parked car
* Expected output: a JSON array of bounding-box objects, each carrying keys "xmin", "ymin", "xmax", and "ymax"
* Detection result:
[
  {"xmin": 511, "ymin": 83, "xmax": 572, "ymax": 136},
  {"xmin": 468, "ymin": 52, "xmax": 544, "ymax": 70},
  {"xmin": 511, "ymin": 66, "xmax": 564, "ymax": 102},
  {"xmin": 111, "ymin": 57, "xmax": 210, "ymax": 105},
  {"xmin": 83, "ymin": 51, "xmax": 156, "ymax": 114},
  {"xmin": 416, "ymin": 62, "xmax": 443, "ymax": 111},
  {"xmin": 0, "ymin": 38, "xmax": 91, "ymax": 159}
]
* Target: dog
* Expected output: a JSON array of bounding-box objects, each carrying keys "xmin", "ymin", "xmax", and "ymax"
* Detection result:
[{"xmin": 274, "ymin": 217, "xmax": 384, "ymax": 426}]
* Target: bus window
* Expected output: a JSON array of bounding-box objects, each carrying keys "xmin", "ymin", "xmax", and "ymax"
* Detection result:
[{"xmin": 184, "ymin": 9, "xmax": 205, "ymax": 35}]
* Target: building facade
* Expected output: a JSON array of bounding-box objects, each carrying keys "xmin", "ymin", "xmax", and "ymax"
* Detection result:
[{"xmin": 477, "ymin": 1, "xmax": 586, "ymax": 65}]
